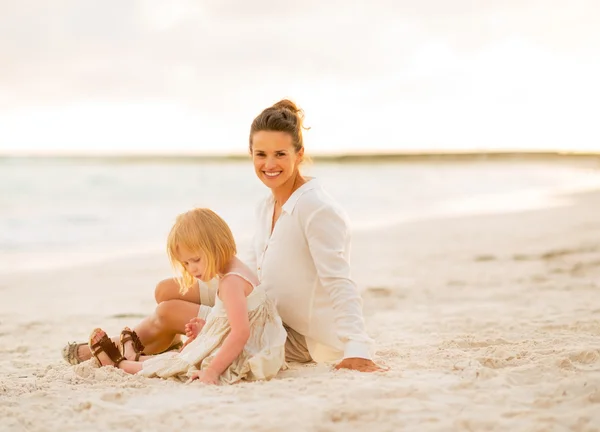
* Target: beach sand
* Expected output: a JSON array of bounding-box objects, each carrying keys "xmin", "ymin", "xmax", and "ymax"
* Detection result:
[{"xmin": 1, "ymin": 190, "xmax": 600, "ymax": 432}]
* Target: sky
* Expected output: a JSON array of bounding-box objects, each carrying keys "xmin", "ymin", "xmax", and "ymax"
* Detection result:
[{"xmin": 0, "ymin": 0, "xmax": 599, "ymax": 155}]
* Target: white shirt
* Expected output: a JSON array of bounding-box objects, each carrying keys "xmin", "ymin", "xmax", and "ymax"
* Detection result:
[{"xmin": 246, "ymin": 178, "xmax": 374, "ymax": 362}]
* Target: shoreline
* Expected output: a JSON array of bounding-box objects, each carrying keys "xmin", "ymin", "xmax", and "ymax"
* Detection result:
[{"xmin": 1, "ymin": 186, "xmax": 597, "ymax": 279}]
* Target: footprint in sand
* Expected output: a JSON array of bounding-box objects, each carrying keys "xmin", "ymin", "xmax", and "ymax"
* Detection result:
[
  {"xmin": 375, "ymin": 348, "xmax": 401, "ymax": 358},
  {"xmin": 570, "ymin": 259, "xmax": 600, "ymax": 275},
  {"xmin": 558, "ymin": 350, "xmax": 600, "ymax": 371},
  {"xmin": 542, "ymin": 244, "xmax": 599, "ymax": 260},
  {"xmin": 569, "ymin": 349, "xmax": 600, "ymax": 365},
  {"xmin": 366, "ymin": 286, "xmax": 393, "ymax": 297},
  {"xmin": 440, "ymin": 337, "xmax": 514, "ymax": 350},
  {"xmin": 447, "ymin": 280, "xmax": 467, "ymax": 287},
  {"xmin": 512, "ymin": 245, "xmax": 599, "ymax": 261},
  {"xmin": 73, "ymin": 401, "xmax": 92, "ymax": 412},
  {"xmin": 474, "ymin": 254, "xmax": 497, "ymax": 262},
  {"xmin": 100, "ymin": 391, "xmax": 127, "ymax": 404},
  {"xmin": 530, "ymin": 274, "xmax": 549, "ymax": 283},
  {"xmin": 110, "ymin": 313, "xmax": 147, "ymax": 319}
]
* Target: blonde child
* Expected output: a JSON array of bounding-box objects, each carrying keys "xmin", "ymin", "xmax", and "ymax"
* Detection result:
[{"xmin": 89, "ymin": 208, "xmax": 287, "ymax": 385}]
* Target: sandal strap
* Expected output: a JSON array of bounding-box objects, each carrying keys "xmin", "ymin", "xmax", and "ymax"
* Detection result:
[
  {"xmin": 91, "ymin": 334, "xmax": 125, "ymax": 366},
  {"xmin": 120, "ymin": 329, "xmax": 145, "ymax": 355},
  {"xmin": 62, "ymin": 342, "xmax": 86, "ymax": 365}
]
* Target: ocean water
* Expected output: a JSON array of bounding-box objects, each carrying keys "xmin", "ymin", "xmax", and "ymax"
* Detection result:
[{"xmin": 1, "ymin": 157, "xmax": 600, "ymax": 274}]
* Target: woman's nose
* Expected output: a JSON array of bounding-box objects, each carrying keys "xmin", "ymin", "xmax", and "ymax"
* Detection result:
[{"xmin": 264, "ymin": 156, "xmax": 277, "ymax": 169}]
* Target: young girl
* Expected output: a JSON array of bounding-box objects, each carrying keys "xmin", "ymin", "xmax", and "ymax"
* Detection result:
[{"xmin": 89, "ymin": 208, "xmax": 288, "ymax": 385}]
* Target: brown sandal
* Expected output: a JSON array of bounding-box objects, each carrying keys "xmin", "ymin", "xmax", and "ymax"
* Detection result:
[
  {"xmin": 120, "ymin": 328, "xmax": 146, "ymax": 361},
  {"xmin": 62, "ymin": 338, "xmax": 182, "ymax": 365},
  {"xmin": 89, "ymin": 329, "xmax": 125, "ymax": 367}
]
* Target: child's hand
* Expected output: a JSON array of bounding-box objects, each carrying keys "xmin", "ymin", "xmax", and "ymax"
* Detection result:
[
  {"xmin": 181, "ymin": 317, "xmax": 206, "ymax": 350},
  {"xmin": 185, "ymin": 317, "xmax": 205, "ymax": 338},
  {"xmin": 187, "ymin": 368, "xmax": 220, "ymax": 385}
]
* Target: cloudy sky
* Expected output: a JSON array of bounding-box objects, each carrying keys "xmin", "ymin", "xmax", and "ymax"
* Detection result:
[{"xmin": 0, "ymin": 0, "xmax": 599, "ymax": 155}]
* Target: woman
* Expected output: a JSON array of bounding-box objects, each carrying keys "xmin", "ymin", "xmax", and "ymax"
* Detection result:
[
  {"xmin": 245, "ymin": 99, "xmax": 379, "ymax": 371},
  {"xmin": 63, "ymin": 99, "xmax": 382, "ymax": 372}
]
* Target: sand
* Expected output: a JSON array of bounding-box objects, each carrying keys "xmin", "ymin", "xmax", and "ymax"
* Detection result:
[{"xmin": 1, "ymin": 190, "xmax": 600, "ymax": 432}]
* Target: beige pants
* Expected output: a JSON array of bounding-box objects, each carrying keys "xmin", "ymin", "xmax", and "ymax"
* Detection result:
[
  {"xmin": 284, "ymin": 325, "xmax": 313, "ymax": 363},
  {"xmin": 198, "ymin": 279, "xmax": 312, "ymax": 363}
]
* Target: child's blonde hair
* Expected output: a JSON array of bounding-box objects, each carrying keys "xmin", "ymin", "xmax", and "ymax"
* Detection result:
[{"xmin": 167, "ymin": 208, "xmax": 237, "ymax": 294}]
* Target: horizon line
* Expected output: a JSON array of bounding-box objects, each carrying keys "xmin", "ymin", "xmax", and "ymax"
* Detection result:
[{"xmin": 1, "ymin": 150, "xmax": 600, "ymax": 163}]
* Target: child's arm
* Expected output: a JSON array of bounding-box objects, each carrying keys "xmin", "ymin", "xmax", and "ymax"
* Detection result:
[{"xmin": 190, "ymin": 276, "xmax": 250, "ymax": 383}]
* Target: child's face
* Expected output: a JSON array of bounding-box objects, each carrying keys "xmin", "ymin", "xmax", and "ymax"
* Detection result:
[{"xmin": 178, "ymin": 247, "xmax": 206, "ymax": 280}]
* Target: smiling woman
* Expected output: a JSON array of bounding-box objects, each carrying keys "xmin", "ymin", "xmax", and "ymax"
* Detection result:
[{"xmin": 246, "ymin": 99, "xmax": 383, "ymax": 372}]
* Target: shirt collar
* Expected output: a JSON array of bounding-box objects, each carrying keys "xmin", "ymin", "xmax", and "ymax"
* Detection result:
[{"xmin": 269, "ymin": 177, "xmax": 319, "ymax": 214}]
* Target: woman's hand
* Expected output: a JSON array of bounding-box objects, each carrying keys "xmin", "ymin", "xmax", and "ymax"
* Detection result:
[
  {"xmin": 187, "ymin": 367, "xmax": 220, "ymax": 385},
  {"xmin": 335, "ymin": 358, "xmax": 387, "ymax": 372}
]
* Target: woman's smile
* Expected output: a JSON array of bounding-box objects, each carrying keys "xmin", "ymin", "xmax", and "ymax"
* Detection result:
[{"xmin": 263, "ymin": 171, "xmax": 282, "ymax": 179}]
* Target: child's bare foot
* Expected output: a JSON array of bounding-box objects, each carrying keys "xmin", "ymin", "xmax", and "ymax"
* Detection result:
[{"xmin": 89, "ymin": 328, "xmax": 124, "ymax": 367}]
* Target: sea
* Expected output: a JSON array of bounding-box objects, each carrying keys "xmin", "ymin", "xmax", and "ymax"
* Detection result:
[{"xmin": 1, "ymin": 156, "xmax": 599, "ymax": 275}]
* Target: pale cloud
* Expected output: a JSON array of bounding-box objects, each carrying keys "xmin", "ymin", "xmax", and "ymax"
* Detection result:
[{"xmin": 0, "ymin": 1, "xmax": 599, "ymax": 153}]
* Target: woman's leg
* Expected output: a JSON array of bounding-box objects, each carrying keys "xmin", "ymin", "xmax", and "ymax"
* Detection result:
[
  {"xmin": 155, "ymin": 278, "xmax": 200, "ymax": 304},
  {"xmin": 146, "ymin": 278, "xmax": 200, "ymax": 351},
  {"xmin": 130, "ymin": 299, "xmax": 200, "ymax": 355},
  {"xmin": 73, "ymin": 279, "xmax": 201, "ymax": 361}
]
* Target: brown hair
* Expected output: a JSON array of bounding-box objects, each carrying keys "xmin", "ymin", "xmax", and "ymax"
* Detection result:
[
  {"xmin": 167, "ymin": 208, "xmax": 237, "ymax": 293},
  {"xmin": 249, "ymin": 99, "xmax": 309, "ymax": 156}
]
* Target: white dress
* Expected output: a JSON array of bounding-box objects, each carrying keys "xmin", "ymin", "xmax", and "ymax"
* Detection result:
[{"xmin": 139, "ymin": 272, "xmax": 288, "ymax": 384}]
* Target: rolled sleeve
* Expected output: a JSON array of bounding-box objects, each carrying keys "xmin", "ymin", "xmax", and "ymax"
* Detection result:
[
  {"xmin": 344, "ymin": 340, "xmax": 373, "ymax": 360},
  {"xmin": 304, "ymin": 204, "xmax": 374, "ymax": 360}
]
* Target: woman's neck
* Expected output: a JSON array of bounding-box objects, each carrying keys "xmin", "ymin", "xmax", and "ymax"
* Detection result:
[{"xmin": 272, "ymin": 172, "xmax": 306, "ymax": 207}]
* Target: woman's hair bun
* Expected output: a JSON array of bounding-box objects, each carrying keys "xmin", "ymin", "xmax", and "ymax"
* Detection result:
[{"xmin": 272, "ymin": 99, "xmax": 301, "ymax": 114}]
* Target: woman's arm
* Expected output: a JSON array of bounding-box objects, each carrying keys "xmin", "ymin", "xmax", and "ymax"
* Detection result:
[{"xmin": 304, "ymin": 204, "xmax": 379, "ymax": 367}]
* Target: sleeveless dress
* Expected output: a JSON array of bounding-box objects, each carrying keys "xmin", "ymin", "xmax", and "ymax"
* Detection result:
[{"xmin": 139, "ymin": 272, "xmax": 288, "ymax": 384}]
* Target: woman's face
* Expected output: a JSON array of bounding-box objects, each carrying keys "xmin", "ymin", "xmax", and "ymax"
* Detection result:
[{"xmin": 251, "ymin": 131, "xmax": 303, "ymax": 190}]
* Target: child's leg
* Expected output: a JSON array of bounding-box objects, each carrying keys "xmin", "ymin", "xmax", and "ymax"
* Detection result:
[{"xmin": 117, "ymin": 360, "xmax": 144, "ymax": 374}]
